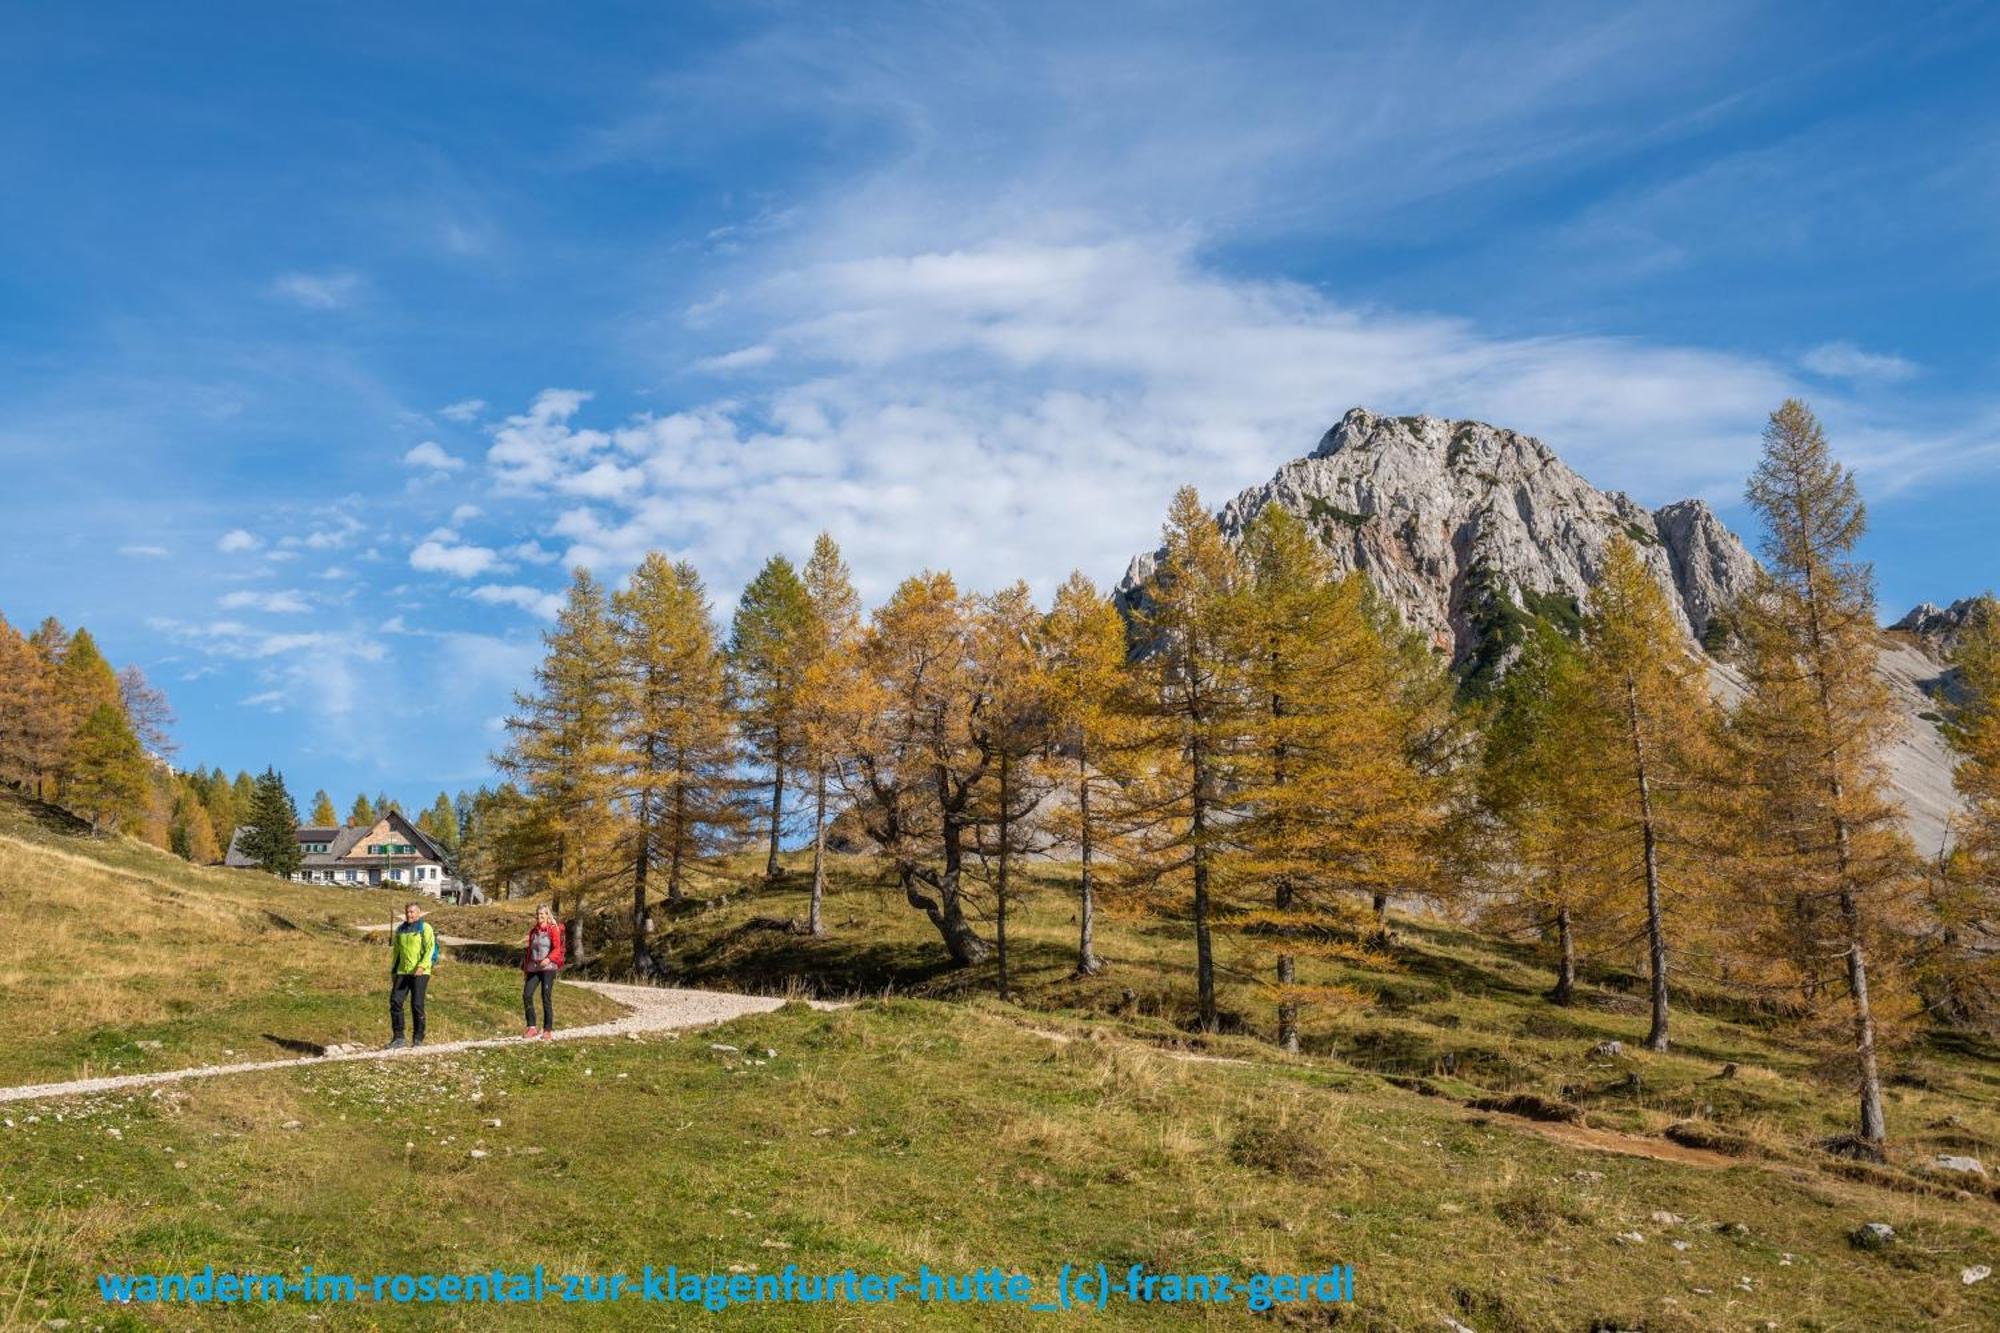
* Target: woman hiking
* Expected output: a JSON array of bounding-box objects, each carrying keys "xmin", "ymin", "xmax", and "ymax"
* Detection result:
[{"xmin": 522, "ymin": 905, "xmax": 564, "ymax": 1039}]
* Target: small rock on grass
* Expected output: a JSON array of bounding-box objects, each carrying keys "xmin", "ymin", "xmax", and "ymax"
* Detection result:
[
  {"xmin": 1963, "ymin": 1265, "xmax": 1991, "ymax": 1286},
  {"xmin": 1933, "ymin": 1154, "xmax": 1986, "ymax": 1176},
  {"xmin": 1852, "ymin": 1222, "xmax": 1896, "ymax": 1250}
]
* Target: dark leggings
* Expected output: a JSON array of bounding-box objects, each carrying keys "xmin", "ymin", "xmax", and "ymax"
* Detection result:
[
  {"xmin": 523, "ymin": 969, "xmax": 555, "ymax": 1029},
  {"xmin": 390, "ymin": 973, "xmax": 428, "ymax": 1042}
]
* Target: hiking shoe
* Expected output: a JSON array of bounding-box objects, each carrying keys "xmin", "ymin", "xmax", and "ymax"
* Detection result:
[
  {"xmin": 384, "ymin": 1038, "xmax": 407, "ymax": 1050},
  {"xmin": 540, "ymin": 1029, "xmax": 554, "ymax": 1040},
  {"xmin": 411, "ymin": 1039, "xmax": 425, "ymax": 1048},
  {"xmin": 524, "ymin": 1026, "xmax": 539, "ymax": 1039}
]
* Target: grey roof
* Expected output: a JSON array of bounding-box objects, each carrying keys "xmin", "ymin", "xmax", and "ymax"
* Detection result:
[{"xmin": 225, "ymin": 808, "xmax": 450, "ymax": 871}]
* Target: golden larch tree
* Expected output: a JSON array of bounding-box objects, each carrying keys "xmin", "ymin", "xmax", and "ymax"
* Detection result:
[
  {"xmin": 1729, "ymin": 399, "xmax": 1915, "ymax": 1150},
  {"xmin": 614, "ymin": 554, "xmax": 744, "ymax": 976},
  {"xmin": 1039, "ymin": 571, "xmax": 1131, "ymax": 977}
]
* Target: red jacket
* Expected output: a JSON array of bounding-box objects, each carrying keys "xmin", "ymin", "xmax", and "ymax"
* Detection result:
[{"xmin": 524, "ymin": 920, "xmax": 565, "ymax": 973}]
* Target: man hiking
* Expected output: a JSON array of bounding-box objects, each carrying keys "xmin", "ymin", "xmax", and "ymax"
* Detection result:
[
  {"xmin": 522, "ymin": 904, "xmax": 564, "ymax": 1039},
  {"xmin": 386, "ymin": 901, "xmax": 438, "ymax": 1049}
]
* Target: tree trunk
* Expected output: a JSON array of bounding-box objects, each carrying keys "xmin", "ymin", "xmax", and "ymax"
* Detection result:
[
  {"xmin": 808, "ymin": 766, "xmax": 828, "ymax": 937},
  {"xmin": 996, "ymin": 755, "xmax": 1013, "ymax": 1001},
  {"xmin": 1191, "ymin": 735, "xmax": 1217, "ymax": 1033},
  {"xmin": 764, "ymin": 735, "xmax": 785, "ymax": 879},
  {"xmin": 1841, "ymin": 887, "xmax": 1888, "ymax": 1146},
  {"xmin": 1799, "ymin": 536, "xmax": 1887, "ymax": 1148},
  {"xmin": 1834, "ymin": 800, "xmax": 1887, "ymax": 1147},
  {"xmin": 1073, "ymin": 763, "xmax": 1102, "ymax": 977},
  {"xmin": 1274, "ymin": 870, "xmax": 1298, "ymax": 1053},
  {"xmin": 666, "ymin": 781, "xmax": 685, "ymax": 903},
  {"xmin": 1551, "ymin": 904, "xmax": 1576, "ymax": 1006},
  {"xmin": 632, "ymin": 836, "xmax": 656, "ymax": 979},
  {"xmin": 901, "ymin": 865, "xmax": 990, "ymax": 964},
  {"xmin": 1371, "ymin": 892, "xmax": 1389, "ymax": 940},
  {"xmin": 1628, "ymin": 679, "xmax": 1669, "ymax": 1053}
]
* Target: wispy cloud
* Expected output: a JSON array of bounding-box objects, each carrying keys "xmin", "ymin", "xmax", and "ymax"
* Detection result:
[
  {"xmin": 1800, "ymin": 341, "xmax": 1920, "ymax": 384},
  {"xmin": 217, "ymin": 528, "xmax": 262, "ymax": 554},
  {"xmin": 219, "ymin": 589, "xmax": 311, "ymax": 614},
  {"xmin": 119, "ymin": 544, "xmax": 170, "ymax": 558},
  {"xmin": 469, "ymin": 584, "xmax": 563, "ymax": 619},
  {"xmin": 269, "ymin": 270, "xmax": 366, "ymax": 310},
  {"xmin": 439, "ymin": 398, "xmax": 487, "ymax": 423}
]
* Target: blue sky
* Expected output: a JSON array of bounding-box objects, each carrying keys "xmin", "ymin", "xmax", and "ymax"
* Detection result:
[{"xmin": 2, "ymin": 1, "xmax": 1996, "ymax": 803}]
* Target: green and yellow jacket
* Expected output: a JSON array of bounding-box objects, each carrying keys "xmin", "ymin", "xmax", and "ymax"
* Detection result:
[{"xmin": 390, "ymin": 919, "xmax": 439, "ymax": 976}]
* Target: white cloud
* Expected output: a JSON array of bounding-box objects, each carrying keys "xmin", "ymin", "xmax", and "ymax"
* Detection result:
[
  {"xmin": 469, "ymin": 584, "xmax": 564, "ymax": 619},
  {"xmin": 1800, "ymin": 341, "xmax": 1920, "ymax": 384},
  {"xmin": 451, "ymin": 503, "xmax": 484, "ymax": 524},
  {"xmin": 440, "ymin": 398, "xmax": 487, "ymax": 423},
  {"xmin": 410, "ymin": 538, "xmax": 504, "ymax": 578},
  {"xmin": 219, "ymin": 589, "xmax": 311, "ymax": 614},
  {"xmin": 695, "ymin": 344, "xmax": 777, "ymax": 372},
  {"xmin": 119, "ymin": 544, "xmax": 169, "ymax": 558},
  {"xmin": 474, "ymin": 236, "xmax": 1815, "ymax": 604},
  {"xmin": 269, "ymin": 270, "xmax": 365, "ymax": 310},
  {"xmin": 404, "ymin": 440, "xmax": 466, "ymax": 472},
  {"xmin": 486, "ymin": 389, "xmax": 606, "ymax": 491},
  {"xmin": 503, "ymin": 539, "xmax": 561, "ymax": 565},
  {"xmin": 217, "ymin": 528, "xmax": 261, "ymax": 554},
  {"xmin": 148, "ymin": 617, "xmax": 390, "ymax": 718}
]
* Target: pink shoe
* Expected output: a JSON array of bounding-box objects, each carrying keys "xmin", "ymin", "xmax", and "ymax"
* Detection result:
[
  {"xmin": 524, "ymin": 1026, "xmax": 539, "ymax": 1039},
  {"xmin": 540, "ymin": 1029, "xmax": 554, "ymax": 1040}
]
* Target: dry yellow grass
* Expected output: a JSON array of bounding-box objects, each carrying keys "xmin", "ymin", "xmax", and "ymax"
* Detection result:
[{"xmin": 0, "ymin": 796, "xmax": 620, "ymax": 1084}]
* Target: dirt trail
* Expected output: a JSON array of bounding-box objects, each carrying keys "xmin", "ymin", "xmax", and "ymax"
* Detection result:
[
  {"xmin": 1477, "ymin": 1110, "xmax": 1742, "ymax": 1169},
  {"xmin": 0, "ymin": 981, "xmax": 840, "ymax": 1106}
]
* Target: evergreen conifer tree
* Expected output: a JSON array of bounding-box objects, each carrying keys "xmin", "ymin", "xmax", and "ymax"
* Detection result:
[{"xmin": 240, "ymin": 768, "xmax": 303, "ymax": 877}]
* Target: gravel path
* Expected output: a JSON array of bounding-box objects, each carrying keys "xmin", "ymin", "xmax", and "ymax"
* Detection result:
[{"xmin": 0, "ymin": 980, "xmax": 841, "ymax": 1106}]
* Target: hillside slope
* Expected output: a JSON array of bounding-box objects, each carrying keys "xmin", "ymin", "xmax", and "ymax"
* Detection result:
[
  {"xmin": 4, "ymin": 797, "xmax": 2000, "ymax": 1328},
  {"xmin": 0, "ymin": 789, "xmax": 619, "ymax": 1084}
]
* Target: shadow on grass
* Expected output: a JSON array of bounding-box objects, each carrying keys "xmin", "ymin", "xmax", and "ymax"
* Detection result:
[{"xmin": 261, "ymin": 1033, "xmax": 329, "ymax": 1056}]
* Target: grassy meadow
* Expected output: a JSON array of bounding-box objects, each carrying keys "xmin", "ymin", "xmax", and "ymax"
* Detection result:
[{"xmin": 3, "ymin": 792, "xmax": 1999, "ymax": 1329}]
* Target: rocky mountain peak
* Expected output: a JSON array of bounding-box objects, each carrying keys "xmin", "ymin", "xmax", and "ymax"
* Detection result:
[
  {"xmin": 1891, "ymin": 598, "xmax": 1985, "ymax": 656},
  {"xmin": 1121, "ymin": 407, "xmax": 1759, "ymax": 690}
]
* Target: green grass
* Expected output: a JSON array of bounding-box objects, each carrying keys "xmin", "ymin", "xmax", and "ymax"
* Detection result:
[
  {"xmin": 445, "ymin": 857, "xmax": 2000, "ymax": 1182},
  {"xmin": 5, "ymin": 1001, "xmax": 1998, "ymax": 1329},
  {"xmin": 4, "ymin": 790, "xmax": 2000, "ymax": 1328}
]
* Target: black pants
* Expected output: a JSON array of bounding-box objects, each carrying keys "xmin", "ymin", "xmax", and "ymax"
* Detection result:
[
  {"xmin": 390, "ymin": 973, "xmax": 428, "ymax": 1042},
  {"xmin": 523, "ymin": 969, "xmax": 555, "ymax": 1029}
]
